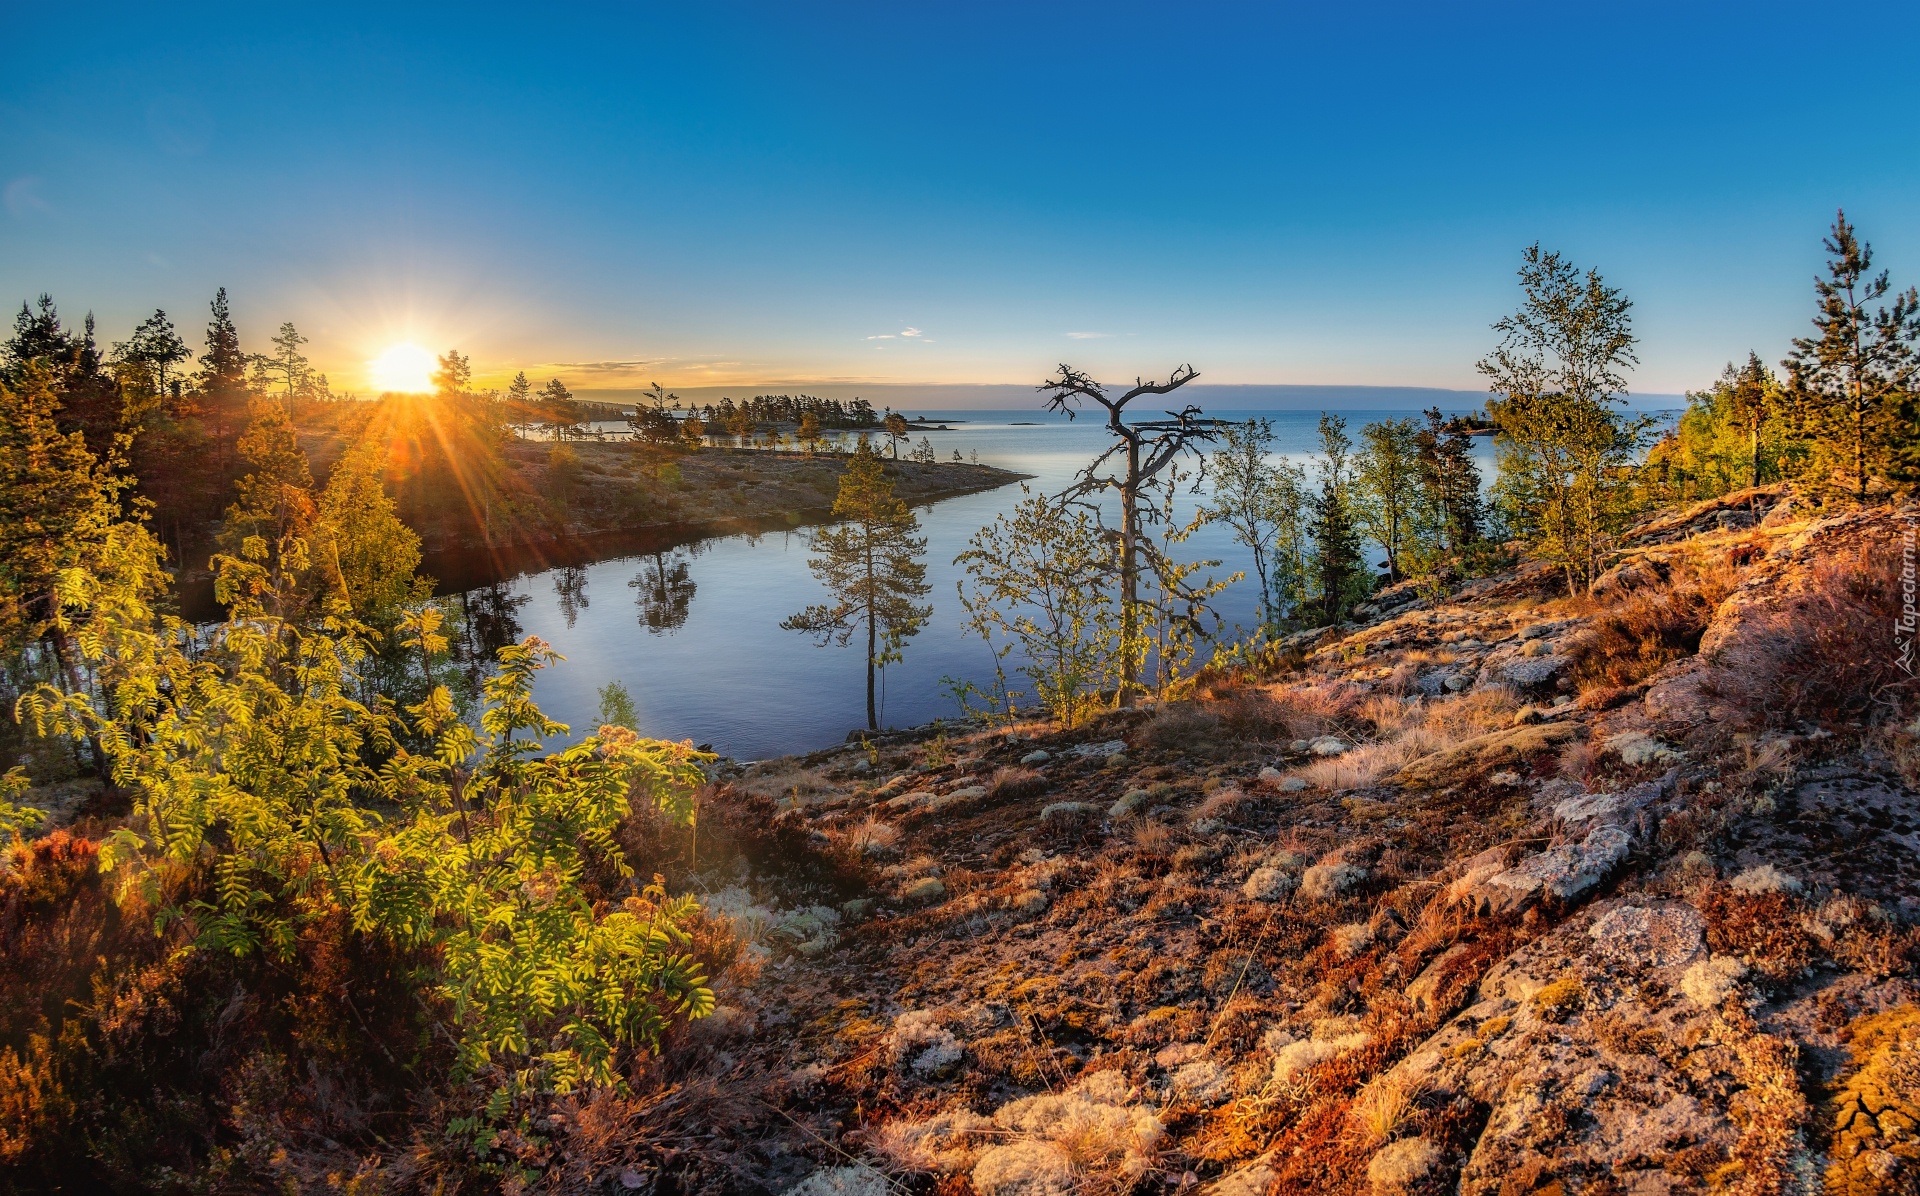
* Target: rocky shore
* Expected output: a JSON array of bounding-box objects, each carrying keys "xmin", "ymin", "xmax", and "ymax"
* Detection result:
[{"xmin": 615, "ymin": 488, "xmax": 1920, "ymax": 1195}]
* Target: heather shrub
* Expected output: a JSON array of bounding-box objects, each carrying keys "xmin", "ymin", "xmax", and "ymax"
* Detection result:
[
  {"xmin": 1703, "ymin": 548, "xmax": 1919, "ymax": 728},
  {"xmin": 1567, "ymin": 563, "xmax": 1731, "ymax": 692}
]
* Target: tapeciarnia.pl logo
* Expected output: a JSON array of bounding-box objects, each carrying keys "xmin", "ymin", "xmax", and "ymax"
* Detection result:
[{"xmin": 1900, "ymin": 518, "xmax": 1917, "ymax": 676}]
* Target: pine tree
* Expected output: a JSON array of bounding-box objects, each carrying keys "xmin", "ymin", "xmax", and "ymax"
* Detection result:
[
  {"xmin": 782, "ymin": 441, "xmax": 932, "ymax": 730},
  {"xmin": 505, "ymin": 370, "xmax": 535, "ymax": 426},
  {"xmin": 113, "ymin": 309, "xmax": 190, "ymax": 398},
  {"xmin": 883, "ymin": 410, "xmax": 910, "ymax": 458},
  {"xmin": 254, "ymin": 321, "xmax": 311, "ymax": 404},
  {"xmin": 200, "ymin": 288, "xmax": 250, "ymax": 473},
  {"xmin": 433, "ymin": 349, "xmax": 472, "ymax": 396},
  {"xmin": 539, "ymin": 378, "xmax": 578, "ymax": 441},
  {"xmin": 1413, "ymin": 408, "xmax": 1485, "ymax": 554},
  {"xmin": 1783, "ymin": 211, "xmax": 1920, "ymax": 501},
  {"xmin": 1308, "ymin": 416, "xmax": 1366, "ymax": 625}
]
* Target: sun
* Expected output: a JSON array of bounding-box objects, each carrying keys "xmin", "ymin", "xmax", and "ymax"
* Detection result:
[{"xmin": 368, "ymin": 343, "xmax": 438, "ymax": 393}]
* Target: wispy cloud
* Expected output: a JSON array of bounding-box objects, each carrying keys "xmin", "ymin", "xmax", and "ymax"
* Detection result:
[
  {"xmin": 4, "ymin": 177, "xmax": 49, "ymax": 218},
  {"xmin": 550, "ymin": 359, "xmax": 666, "ymax": 373},
  {"xmin": 866, "ymin": 333, "xmax": 895, "ymax": 340},
  {"xmin": 901, "ymin": 327, "xmax": 923, "ymax": 338},
  {"xmin": 1065, "ymin": 331, "xmax": 1110, "ymax": 340}
]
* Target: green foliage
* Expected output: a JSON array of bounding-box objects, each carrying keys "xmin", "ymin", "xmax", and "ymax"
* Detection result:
[
  {"xmin": 17, "ymin": 528, "xmax": 714, "ymax": 1096},
  {"xmin": 1199, "ymin": 418, "xmax": 1309, "ymax": 632},
  {"xmin": 783, "ymin": 441, "xmax": 932, "ymax": 730},
  {"xmin": 1412, "ymin": 406, "xmax": 1485, "ymax": 553},
  {"xmin": 1646, "ymin": 354, "xmax": 1805, "ymax": 501},
  {"xmin": 597, "ymin": 679, "xmax": 640, "ymax": 730},
  {"xmin": 1351, "ymin": 416, "xmax": 1423, "ymax": 583},
  {"xmin": 1136, "ymin": 462, "xmax": 1236, "ymax": 695},
  {"xmin": 0, "ymin": 365, "xmax": 118, "ymax": 663},
  {"xmin": 953, "ymin": 488, "xmax": 1124, "ymax": 727},
  {"xmin": 1479, "ymin": 245, "xmax": 1652, "ymax": 595},
  {"xmin": 539, "ymin": 377, "xmax": 580, "ymax": 441},
  {"xmin": 1308, "ymin": 414, "xmax": 1370, "ymax": 623},
  {"xmin": 1784, "ymin": 211, "xmax": 1920, "ymax": 500},
  {"xmin": 547, "ymin": 442, "xmax": 583, "ymax": 509},
  {"xmin": 315, "ymin": 437, "xmax": 426, "ymax": 627}
]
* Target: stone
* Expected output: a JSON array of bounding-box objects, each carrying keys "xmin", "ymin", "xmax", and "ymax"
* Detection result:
[
  {"xmin": 1500, "ymin": 654, "xmax": 1569, "ymax": 687},
  {"xmin": 1109, "ymin": 789, "xmax": 1150, "ymax": 818},
  {"xmin": 1039, "ymin": 800, "xmax": 1101, "ymax": 827},
  {"xmin": 839, "ymin": 898, "xmax": 875, "ymax": 920},
  {"xmin": 1587, "ymin": 902, "xmax": 1707, "ymax": 968},
  {"xmin": 1367, "ymin": 1138, "xmax": 1441, "ymax": 1189},
  {"xmin": 1405, "ymin": 944, "xmax": 1471, "ymax": 1013},
  {"xmin": 1280, "ymin": 777, "xmax": 1309, "ymax": 792},
  {"xmin": 886, "ymin": 789, "xmax": 938, "ymax": 811},
  {"xmin": 1479, "ymin": 824, "xmax": 1633, "ymax": 913},
  {"xmin": 1309, "ymin": 736, "xmax": 1350, "ymax": 756},
  {"xmin": 1070, "ymin": 739, "xmax": 1129, "ymax": 759},
  {"xmin": 1605, "ymin": 730, "xmax": 1682, "ymax": 767},
  {"xmin": 1289, "ymin": 739, "xmax": 1312, "ymax": 753},
  {"xmin": 1443, "ymin": 673, "xmax": 1473, "ymax": 692},
  {"xmin": 784, "ymin": 1166, "xmax": 890, "ymax": 1196},
  {"xmin": 1257, "ymin": 766, "xmax": 1285, "ymax": 785},
  {"xmin": 1020, "ymin": 749, "xmax": 1051, "ymax": 764},
  {"xmin": 1680, "ymin": 956, "xmax": 1747, "ymax": 1006},
  {"xmin": 1205, "ymin": 1156, "xmax": 1276, "ymax": 1196},
  {"xmin": 902, "ymin": 876, "xmax": 947, "ymax": 903}
]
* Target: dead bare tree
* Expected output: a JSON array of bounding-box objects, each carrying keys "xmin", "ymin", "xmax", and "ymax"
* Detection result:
[{"xmin": 1039, "ymin": 363, "xmax": 1222, "ymax": 702}]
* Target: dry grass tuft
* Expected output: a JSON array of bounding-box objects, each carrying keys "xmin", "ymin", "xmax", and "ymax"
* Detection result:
[
  {"xmin": 1420, "ymin": 685, "xmax": 1524, "ymax": 740},
  {"xmin": 1349, "ymin": 1074, "xmax": 1429, "ymax": 1146},
  {"xmin": 839, "ymin": 817, "xmax": 899, "ymax": 856},
  {"xmin": 737, "ymin": 763, "xmax": 841, "ymax": 806},
  {"xmin": 988, "ymin": 766, "xmax": 1048, "ymax": 802},
  {"xmin": 1139, "ymin": 704, "xmax": 1223, "ymax": 753}
]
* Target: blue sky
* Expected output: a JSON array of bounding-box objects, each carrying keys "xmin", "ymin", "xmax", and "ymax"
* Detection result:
[{"xmin": 4, "ymin": 2, "xmax": 1918, "ymax": 403}]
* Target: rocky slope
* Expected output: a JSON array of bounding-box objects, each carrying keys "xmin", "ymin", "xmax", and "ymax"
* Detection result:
[{"xmin": 620, "ymin": 491, "xmax": 1920, "ymax": 1196}]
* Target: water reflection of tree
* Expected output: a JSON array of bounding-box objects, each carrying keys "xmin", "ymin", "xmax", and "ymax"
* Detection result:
[
  {"xmin": 629, "ymin": 548, "xmax": 698, "ymax": 634},
  {"xmin": 455, "ymin": 581, "xmax": 530, "ymax": 692},
  {"xmin": 553, "ymin": 566, "xmax": 590, "ymax": 629}
]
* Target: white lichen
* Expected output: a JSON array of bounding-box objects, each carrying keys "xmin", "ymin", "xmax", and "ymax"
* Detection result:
[{"xmin": 887, "ymin": 1010, "xmax": 964, "ymax": 1075}]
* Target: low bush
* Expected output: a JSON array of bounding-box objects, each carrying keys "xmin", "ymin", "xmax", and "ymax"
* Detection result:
[
  {"xmin": 1567, "ymin": 559, "xmax": 1732, "ymax": 693},
  {"xmin": 1704, "ymin": 549, "xmax": 1920, "ymax": 729}
]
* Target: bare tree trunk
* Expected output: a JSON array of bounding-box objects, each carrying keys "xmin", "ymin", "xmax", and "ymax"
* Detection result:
[
  {"xmin": 1119, "ymin": 434, "xmax": 1140, "ymax": 706},
  {"xmin": 865, "ymin": 539, "xmax": 878, "ymax": 731}
]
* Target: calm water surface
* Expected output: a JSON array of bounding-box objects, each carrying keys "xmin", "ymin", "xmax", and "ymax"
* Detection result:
[{"xmin": 458, "ymin": 410, "xmax": 1499, "ymax": 760}]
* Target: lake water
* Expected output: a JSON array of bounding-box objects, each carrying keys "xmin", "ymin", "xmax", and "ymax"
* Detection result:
[{"xmin": 455, "ymin": 409, "xmax": 1501, "ymax": 760}]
